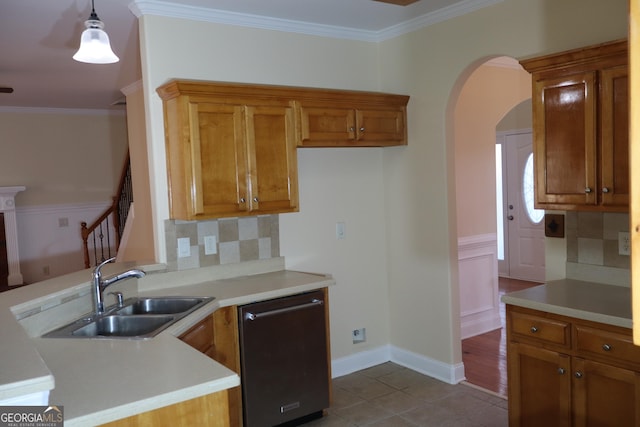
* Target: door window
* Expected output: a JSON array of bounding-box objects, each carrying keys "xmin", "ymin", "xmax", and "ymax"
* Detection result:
[{"xmin": 523, "ymin": 153, "xmax": 544, "ymax": 223}]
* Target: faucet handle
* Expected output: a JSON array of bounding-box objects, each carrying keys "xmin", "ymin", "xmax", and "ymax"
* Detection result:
[{"xmin": 109, "ymin": 291, "xmax": 125, "ymax": 307}]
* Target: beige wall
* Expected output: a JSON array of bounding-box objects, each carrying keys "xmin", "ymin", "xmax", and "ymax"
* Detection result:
[
  {"xmin": 118, "ymin": 82, "xmax": 155, "ymax": 264},
  {"xmin": 454, "ymin": 63, "xmax": 531, "ymax": 238},
  {"xmin": 137, "ymin": 0, "xmax": 628, "ymax": 369},
  {"xmin": 0, "ymin": 110, "xmax": 128, "ymax": 206},
  {"xmin": 497, "ymin": 99, "xmax": 532, "ymax": 132}
]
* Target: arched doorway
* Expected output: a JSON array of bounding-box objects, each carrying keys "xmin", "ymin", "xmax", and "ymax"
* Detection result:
[{"xmin": 452, "ymin": 56, "xmax": 540, "ymax": 396}]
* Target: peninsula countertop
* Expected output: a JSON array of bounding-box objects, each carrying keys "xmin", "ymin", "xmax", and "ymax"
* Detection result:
[
  {"xmin": 0, "ymin": 258, "xmax": 335, "ymax": 426},
  {"xmin": 501, "ymin": 278, "xmax": 632, "ymax": 328}
]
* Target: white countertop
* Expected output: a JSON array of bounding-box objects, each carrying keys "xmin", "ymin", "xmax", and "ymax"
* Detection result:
[
  {"xmin": 0, "ymin": 258, "xmax": 335, "ymax": 426},
  {"xmin": 501, "ymin": 279, "xmax": 632, "ymax": 328}
]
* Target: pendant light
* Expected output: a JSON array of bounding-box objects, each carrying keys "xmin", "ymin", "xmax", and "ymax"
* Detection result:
[{"xmin": 73, "ymin": 0, "xmax": 119, "ymax": 64}]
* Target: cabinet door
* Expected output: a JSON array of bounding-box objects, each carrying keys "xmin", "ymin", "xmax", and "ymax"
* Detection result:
[
  {"xmin": 299, "ymin": 106, "xmax": 356, "ymax": 146},
  {"xmin": 507, "ymin": 342, "xmax": 571, "ymax": 427},
  {"xmin": 573, "ymin": 358, "xmax": 640, "ymax": 427},
  {"xmin": 355, "ymin": 108, "xmax": 406, "ymax": 146},
  {"xmin": 188, "ymin": 103, "xmax": 248, "ymax": 217},
  {"xmin": 600, "ymin": 66, "xmax": 629, "ymax": 207},
  {"xmin": 533, "ymin": 72, "xmax": 597, "ymax": 208},
  {"xmin": 246, "ymin": 105, "xmax": 299, "ymax": 213}
]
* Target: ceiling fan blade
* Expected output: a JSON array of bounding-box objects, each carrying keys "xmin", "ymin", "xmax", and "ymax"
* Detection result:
[
  {"xmin": 372, "ymin": 0, "xmax": 420, "ymax": 5},
  {"xmin": 0, "ymin": 87, "xmax": 14, "ymax": 94}
]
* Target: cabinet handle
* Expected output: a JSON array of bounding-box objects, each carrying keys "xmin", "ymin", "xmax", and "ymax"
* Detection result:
[
  {"xmin": 253, "ymin": 197, "xmax": 259, "ymax": 203},
  {"xmin": 602, "ymin": 187, "xmax": 610, "ymax": 193},
  {"xmin": 530, "ymin": 326, "xmax": 538, "ymax": 333},
  {"xmin": 558, "ymin": 368, "xmax": 566, "ymax": 375},
  {"xmin": 575, "ymin": 371, "xmax": 583, "ymax": 379},
  {"xmin": 602, "ymin": 344, "xmax": 612, "ymax": 351},
  {"xmin": 240, "ymin": 197, "xmax": 246, "ymax": 203},
  {"xmin": 585, "ymin": 187, "xmax": 592, "ymax": 194}
]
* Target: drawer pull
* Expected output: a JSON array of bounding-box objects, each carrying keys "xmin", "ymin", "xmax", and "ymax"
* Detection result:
[
  {"xmin": 575, "ymin": 371, "xmax": 583, "ymax": 379},
  {"xmin": 530, "ymin": 326, "xmax": 538, "ymax": 333},
  {"xmin": 602, "ymin": 344, "xmax": 612, "ymax": 351},
  {"xmin": 558, "ymin": 368, "xmax": 566, "ymax": 375}
]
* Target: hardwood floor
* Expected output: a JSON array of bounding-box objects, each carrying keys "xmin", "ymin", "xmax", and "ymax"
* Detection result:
[{"xmin": 461, "ymin": 277, "xmax": 540, "ymax": 397}]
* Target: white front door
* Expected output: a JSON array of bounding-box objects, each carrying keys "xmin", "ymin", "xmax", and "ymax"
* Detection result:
[{"xmin": 497, "ymin": 131, "xmax": 545, "ymax": 282}]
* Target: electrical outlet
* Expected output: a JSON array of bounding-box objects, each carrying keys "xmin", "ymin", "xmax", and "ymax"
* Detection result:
[
  {"xmin": 177, "ymin": 237, "xmax": 191, "ymax": 258},
  {"xmin": 58, "ymin": 217, "xmax": 69, "ymax": 227},
  {"xmin": 352, "ymin": 328, "xmax": 366, "ymax": 344},
  {"xmin": 204, "ymin": 235, "xmax": 217, "ymax": 255},
  {"xmin": 619, "ymin": 232, "xmax": 631, "ymax": 256}
]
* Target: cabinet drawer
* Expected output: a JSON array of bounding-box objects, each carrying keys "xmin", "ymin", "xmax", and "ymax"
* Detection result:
[
  {"xmin": 510, "ymin": 311, "xmax": 570, "ymax": 347},
  {"xmin": 180, "ymin": 315, "xmax": 214, "ymax": 354},
  {"xmin": 575, "ymin": 325, "xmax": 640, "ymax": 368}
]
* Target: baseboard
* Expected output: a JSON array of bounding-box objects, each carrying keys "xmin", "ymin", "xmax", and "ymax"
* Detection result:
[
  {"xmin": 460, "ymin": 311, "xmax": 501, "ymax": 339},
  {"xmin": 331, "ymin": 345, "xmax": 391, "ymax": 378},
  {"xmin": 331, "ymin": 344, "xmax": 465, "ymax": 385}
]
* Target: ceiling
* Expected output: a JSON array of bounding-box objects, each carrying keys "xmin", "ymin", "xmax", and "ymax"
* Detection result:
[{"xmin": 0, "ymin": 0, "xmax": 489, "ymax": 110}]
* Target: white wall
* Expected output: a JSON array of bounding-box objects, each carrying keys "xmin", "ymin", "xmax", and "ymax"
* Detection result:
[{"xmin": 136, "ymin": 0, "xmax": 628, "ymax": 378}]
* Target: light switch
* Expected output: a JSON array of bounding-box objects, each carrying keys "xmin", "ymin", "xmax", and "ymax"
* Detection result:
[
  {"xmin": 204, "ymin": 235, "xmax": 217, "ymax": 255},
  {"xmin": 336, "ymin": 222, "xmax": 346, "ymax": 240},
  {"xmin": 177, "ymin": 237, "xmax": 191, "ymax": 258}
]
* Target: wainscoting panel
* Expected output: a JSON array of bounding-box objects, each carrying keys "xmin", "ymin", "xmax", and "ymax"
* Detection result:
[
  {"xmin": 16, "ymin": 202, "xmax": 110, "ymax": 284},
  {"xmin": 458, "ymin": 233, "xmax": 501, "ymax": 339}
]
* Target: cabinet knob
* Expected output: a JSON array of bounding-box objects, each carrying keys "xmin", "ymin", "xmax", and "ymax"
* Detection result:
[
  {"xmin": 530, "ymin": 326, "xmax": 538, "ymax": 333},
  {"xmin": 349, "ymin": 127, "xmax": 355, "ymax": 132},
  {"xmin": 508, "ymin": 215, "xmax": 514, "ymax": 221},
  {"xmin": 602, "ymin": 187, "xmax": 610, "ymax": 193},
  {"xmin": 585, "ymin": 187, "xmax": 592, "ymax": 194},
  {"xmin": 558, "ymin": 368, "xmax": 566, "ymax": 375},
  {"xmin": 602, "ymin": 344, "xmax": 612, "ymax": 351},
  {"xmin": 253, "ymin": 197, "xmax": 259, "ymax": 203},
  {"xmin": 575, "ymin": 371, "xmax": 583, "ymax": 379},
  {"xmin": 240, "ymin": 197, "xmax": 246, "ymax": 203},
  {"xmin": 360, "ymin": 127, "xmax": 365, "ymax": 132}
]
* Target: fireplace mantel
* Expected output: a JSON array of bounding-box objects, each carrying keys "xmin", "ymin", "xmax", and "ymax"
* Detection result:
[{"xmin": 0, "ymin": 186, "xmax": 25, "ymax": 286}]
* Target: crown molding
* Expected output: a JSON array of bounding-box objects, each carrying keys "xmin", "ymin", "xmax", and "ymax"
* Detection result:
[
  {"xmin": 131, "ymin": 0, "xmax": 504, "ymax": 42},
  {"xmin": 0, "ymin": 106, "xmax": 126, "ymax": 116}
]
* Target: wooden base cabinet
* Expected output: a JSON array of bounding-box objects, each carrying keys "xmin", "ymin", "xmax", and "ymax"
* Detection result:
[{"xmin": 507, "ymin": 305, "xmax": 640, "ymax": 426}]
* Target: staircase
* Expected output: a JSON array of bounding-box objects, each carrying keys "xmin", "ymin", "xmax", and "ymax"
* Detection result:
[{"xmin": 81, "ymin": 153, "xmax": 133, "ymax": 268}]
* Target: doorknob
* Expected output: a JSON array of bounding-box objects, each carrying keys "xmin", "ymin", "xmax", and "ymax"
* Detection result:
[{"xmin": 508, "ymin": 215, "xmax": 514, "ymax": 221}]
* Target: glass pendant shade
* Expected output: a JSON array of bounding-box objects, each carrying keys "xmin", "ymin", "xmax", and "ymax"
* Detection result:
[{"xmin": 73, "ymin": 19, "xmax": 119, "ymax": 64}]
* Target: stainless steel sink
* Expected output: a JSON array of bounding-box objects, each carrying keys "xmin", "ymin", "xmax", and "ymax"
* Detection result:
[
  {"xmin": 72, "ymin": 315, "xmax": 175, "ymax": 338},
  {"xmin": 115, "ymin": 297, "xmax": 208, "ymax": 315},
  {"xmin": 42, "ymin": 296, "xmax": 214, "ymax": 339}
]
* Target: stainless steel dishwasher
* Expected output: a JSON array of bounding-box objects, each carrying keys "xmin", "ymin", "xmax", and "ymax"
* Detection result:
[{"xmin": 238, "ymin": 289, "xmax": 330, "ymax": 427}]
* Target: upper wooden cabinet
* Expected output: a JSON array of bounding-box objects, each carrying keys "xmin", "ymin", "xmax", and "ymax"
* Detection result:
[
  {"xmin": 520, "ymin": 40, "xmax": 628, "ymax": 212},
  {"xmin": 158, "ymin": 80, "xmax": 409, "ymax": 219},
  {"xmin": 298, "ymin": 90, "xmax": 409, "ymax": 147},
  {"xmin": 157, "ymin": 80, "xmax": 299, "ymax": 220}
]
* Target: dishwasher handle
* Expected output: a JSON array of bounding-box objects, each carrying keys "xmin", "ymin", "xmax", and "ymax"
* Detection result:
[{"xmin": 245, "ymin": 298, "xmax": 323, "ymax": 321}]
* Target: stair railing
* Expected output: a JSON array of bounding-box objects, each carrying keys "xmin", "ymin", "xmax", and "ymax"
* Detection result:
[{"xmin": 81, "ymin": 153, "xmax": 133, "ymax": 268}]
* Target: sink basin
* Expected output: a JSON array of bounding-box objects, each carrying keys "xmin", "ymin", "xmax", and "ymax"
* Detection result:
[
  {"xmin": 42, "ymin": 296, "xmax": 214, "ymax": 339},
  {"xmin": 115, "ymin": 297, "xmax": 208, "ymax": 315},
  {"xmin": 71, "ymin": 315, "xmax": 175, "ymax": 338}
]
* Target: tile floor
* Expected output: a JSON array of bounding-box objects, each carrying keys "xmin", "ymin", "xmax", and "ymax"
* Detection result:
[{"xmin": 304, "ymin": 362, "xmax": 507, "ymax": 426}]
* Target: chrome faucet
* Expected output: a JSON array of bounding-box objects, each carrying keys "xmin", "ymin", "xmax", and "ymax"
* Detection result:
[{"xmin": 92, "ymin": 257, "xmax": 145, "ymax": 315}]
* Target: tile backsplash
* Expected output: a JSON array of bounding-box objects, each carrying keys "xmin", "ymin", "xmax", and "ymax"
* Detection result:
[
  {"xmin": 164, "ymin": 215, "xmax": 280, "ymax": 271},
  {"xmin": 565, "ymin": 211, "xmax": 629, "ymax": 269}
]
